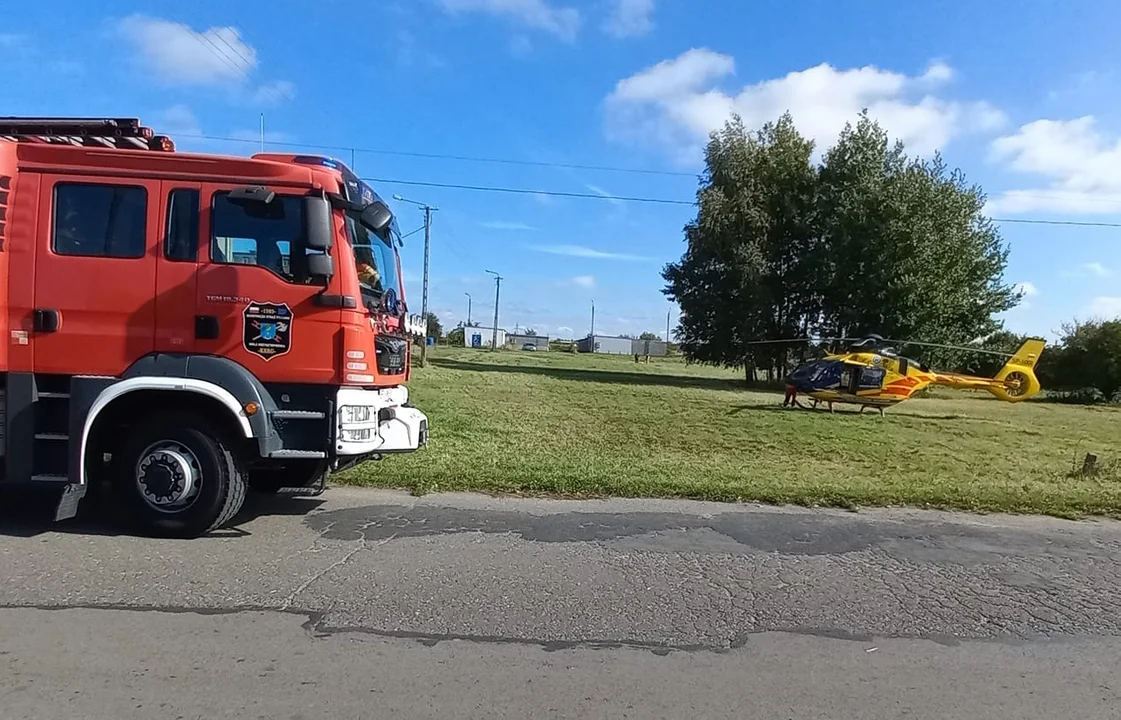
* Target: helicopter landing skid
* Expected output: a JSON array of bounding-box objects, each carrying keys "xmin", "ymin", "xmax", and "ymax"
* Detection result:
[{"xmin": 785, "ymin": 397, "xmax": 884, "ymax": 416}]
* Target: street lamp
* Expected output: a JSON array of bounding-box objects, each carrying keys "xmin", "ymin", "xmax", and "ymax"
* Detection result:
[{"xmin": 486, "ymin": 269, "xmax": 502, "ymax": 351}]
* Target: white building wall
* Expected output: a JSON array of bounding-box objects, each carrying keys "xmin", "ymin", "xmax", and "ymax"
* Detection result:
[
  {"xmin": 590, "ymin": 335, "xmax": 633, "ymax": 354},
  {"xmin": 463, "ymin": 327, "xmax": 506, "ymax": 349}
]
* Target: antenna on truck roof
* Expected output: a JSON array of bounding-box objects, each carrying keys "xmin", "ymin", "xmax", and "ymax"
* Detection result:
[{"xmin": 0, "ymin": 117, "xmax": 176, "ymax": 152}]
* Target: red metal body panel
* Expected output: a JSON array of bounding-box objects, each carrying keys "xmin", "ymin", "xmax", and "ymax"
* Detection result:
[{"xmin": 0, "ymin": 136, "xmax": 411, "ymax": 387}]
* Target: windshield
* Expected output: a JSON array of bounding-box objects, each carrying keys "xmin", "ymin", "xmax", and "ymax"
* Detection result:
[{"xmin": 345, "ymin": 212, "xmax": 402, "ymax": 312}]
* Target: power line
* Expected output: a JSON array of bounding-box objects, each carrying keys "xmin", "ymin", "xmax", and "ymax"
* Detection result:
[
  {"xmin": 176, "ymin": 131, "xmax": 698, "ymax": 178},
  {"xmin": 361, "ymin": 177, "xmax": 694, "ymax": 206},
  {"xmin": 363, "ymin": 178, "xmax": 1121, "ymax": 226},
  {"xmin": 988, "ymin": 217, "xmax": 1121, "ymax": 228},
  {"xmin": 174, "ymin": 131, "xmax": 1121, "ymax": 227}
]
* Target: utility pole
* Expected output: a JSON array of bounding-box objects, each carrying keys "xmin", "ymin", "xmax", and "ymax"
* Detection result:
[
  {"xmin": 393, "ymin": 195, "xmax": 437, "ymax": 366},
  {"xmin": 259, "ymin": 113, "xmax": 265, "ymax": 152},
  {"xmin": 590, "ymin": 300, "xmax": 595, "ymax": 338},
  {"xmin": 666, "ymin": 309, "xmax": 671, "ymax": 343},
  {"xmin": 486, "ymin": 269, "xmax": 502, "ymax": 350},
  {"xmin": 464, "ymin": 293, "xmax": 472, "ymax": 326}
]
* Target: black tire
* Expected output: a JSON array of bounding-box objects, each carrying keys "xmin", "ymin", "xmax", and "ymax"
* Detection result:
[{"xmin": 113, "ymin": 412, "xmax": 247, "ymax": 538}]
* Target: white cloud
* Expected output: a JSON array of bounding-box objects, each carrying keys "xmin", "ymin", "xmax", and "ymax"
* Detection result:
[
  {"xmin": 482, "ymin": 221, "xmax": 537, "ymax": 231},
  {"xmin": 603, "ymin": 0, "xmax": 654, "ymax": 38},
  {"xmin": 570, "ymin": 275, "xmax": 596, "ymax": 288},
  {"xmin": 1012, "ymin": 281, "xmax": 1038, "ymax": 310},
  {"xmin": 584, "ymin": 183, "xmax": 624, "ymax": 207},
  {"xmin": 556, "ymin": 325, "xmax": 575, "ymax": 336},
  {"xmin": 1088, "ymin": 296, "xmax": 1121, "ymax": 319},
  {"xmin": 436, "ymin": 0, "xmax": 580, "ymax": 41},
  {"xmin": 1062, "ymin": 262, "xmax": 1113, "ymax": 279},
  {"xmin": 251, "ymin": 80, "xmax": 297, "ymax": 106},
  {"xmin": 113, "ymin": 14, "xmax": 294, "ymax": 106},
  {"xmin": 531, "ymin": 244, "xmax": 652, "ymax": 260},
  {"xmin": 604, "ymin": 50, "xmax": 1005, "ymax": 165},
  {"xmin": 985, "ymin": 116, "xmax": 1121, "ymax": 215},
  {"xmin": 115, "ymin": 15, "xmax": 257, "ymax": 85}
]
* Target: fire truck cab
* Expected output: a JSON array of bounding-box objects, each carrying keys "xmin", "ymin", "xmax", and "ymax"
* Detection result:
[{"xmin": 0, "ymin": 117, "xmax": 427, "ymax": 537}]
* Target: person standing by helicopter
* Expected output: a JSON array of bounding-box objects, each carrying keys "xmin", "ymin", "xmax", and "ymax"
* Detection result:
[{"xmin": 782, "ymin": 375, "xmax": 797, "ymax": 407}]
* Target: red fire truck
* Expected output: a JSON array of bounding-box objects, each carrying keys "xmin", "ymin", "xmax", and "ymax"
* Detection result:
[{"xmin": 0, "ymin": 117, "xmax": 428, "ymax": 537}]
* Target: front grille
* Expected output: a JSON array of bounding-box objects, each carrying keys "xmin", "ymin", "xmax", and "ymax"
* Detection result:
[{"xmin": 375, "ymin": 334, "xmax": 408, "ymax": 375}]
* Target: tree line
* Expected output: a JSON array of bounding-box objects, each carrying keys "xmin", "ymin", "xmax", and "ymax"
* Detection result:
[{"xmin": 662, "ymin": 111, "xmax": 1121, "ymax": 402}]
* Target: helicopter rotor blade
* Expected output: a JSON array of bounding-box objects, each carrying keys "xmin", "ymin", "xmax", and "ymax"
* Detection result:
[
  {"xmin": 740, "ymin": 335, "xmax": 1020, "ymax": 358},
  {"xmin": 874, "ymin": 338, "xmax": 1018, "ymax": 358},
  {"xmin": 742, "ymin": 336, "xmax": 855, "ymax": 346}
]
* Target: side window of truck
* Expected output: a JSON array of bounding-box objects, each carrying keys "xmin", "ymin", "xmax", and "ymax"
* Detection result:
[
  {"xmin": 52, "ymin": 183, "xmax": 147, "ymax": 258},
  {"xmin": 165, "ymin": 188, "xmax": 200, "ymax": 262},
  {"xmin": 210, "ymin": 191, "xmax": 307, "ymax": 282}
]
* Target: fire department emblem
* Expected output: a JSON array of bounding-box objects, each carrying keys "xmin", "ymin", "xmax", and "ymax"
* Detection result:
[{"xmin": 243, "ymin": 302, "xmax": 292, "ymax": 361}]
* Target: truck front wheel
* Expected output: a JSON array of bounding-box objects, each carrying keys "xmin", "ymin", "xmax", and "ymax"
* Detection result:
[{"xmin": 113, "ymin": 413, "xmax": 248, "ymax": 538}]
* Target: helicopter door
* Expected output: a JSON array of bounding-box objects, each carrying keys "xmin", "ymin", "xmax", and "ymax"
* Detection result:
[{"xmin": 847, "ymin": 365, "xmax": 886, "ymax": 394}]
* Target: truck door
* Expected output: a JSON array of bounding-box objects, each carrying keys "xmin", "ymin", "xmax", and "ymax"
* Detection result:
[
  {"xmin": 194, "ymin": 183, "xmax": 341, "ymax": 384},
  {"xmin": 154, "ymin": 182, "xmax": 202, "ymax": 354},
  {"xmin": 32, "ymin": 176, "xmax": 159, "ymax": 376}
]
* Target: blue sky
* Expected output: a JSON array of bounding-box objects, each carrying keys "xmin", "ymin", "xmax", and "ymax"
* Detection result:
[{"xmin": 4, "ymin": 0, "xmax": 1121, "ymax": 342}]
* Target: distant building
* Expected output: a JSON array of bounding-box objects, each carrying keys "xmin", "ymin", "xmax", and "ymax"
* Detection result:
[
  {"xmin": 577, "ymin": 335, "xmax": 633, "ymax": 354},
  {"xmin": 631, "ymin": 338, "xmax": 668, "ymax": 357},
  {"xmin": 463, "ymin": 326, "xmax": 506, "ymax": 349},
  {"xmin": 577, "ymin": 335, "xmax": 668, "ymax": 356},
  {"xmin": 506, "ymin": 333, "xmax": 550, "ymax": 350}
]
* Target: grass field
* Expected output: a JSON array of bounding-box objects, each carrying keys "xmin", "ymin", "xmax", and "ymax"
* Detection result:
[{"xmin": 335, "ymin": 347, "xmax": 1121, "ymax": 518}]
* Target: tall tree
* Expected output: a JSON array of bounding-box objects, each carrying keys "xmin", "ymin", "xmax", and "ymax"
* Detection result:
[
  {"xmin": 424, "ymin": 312, "xmax": 444, "ymax": 342},
  {"xmin": 666, "ymin": 110, "xmax": 1022, "ymax": 379},
  {"xmin": 663, "ymin": 113, "xmax": 817, "ymax": 380},
  {"xmin": 817, "ymin": 112, "xmax": 1021, "ymax": 366}
]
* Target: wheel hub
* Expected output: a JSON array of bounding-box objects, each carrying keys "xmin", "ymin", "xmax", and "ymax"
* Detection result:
[{"xmin": 136, "ymin": 444, "xmax": 199, "ymax": 510}]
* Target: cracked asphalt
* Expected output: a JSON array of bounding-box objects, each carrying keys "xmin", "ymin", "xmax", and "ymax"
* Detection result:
[{"xmin": 2, "ymin": 487, "xmax": 1121, "ymax": 719}]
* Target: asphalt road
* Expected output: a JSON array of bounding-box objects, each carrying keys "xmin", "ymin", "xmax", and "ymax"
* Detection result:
[{"xmin": 2, "ymin": 488, "xmax": 1120, "ymax": 719}]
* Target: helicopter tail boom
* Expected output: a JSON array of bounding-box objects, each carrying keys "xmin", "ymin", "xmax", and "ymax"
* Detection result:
[{"xmin": 930, "ymin": 338, "xmax": 1046, "ymax": 402}]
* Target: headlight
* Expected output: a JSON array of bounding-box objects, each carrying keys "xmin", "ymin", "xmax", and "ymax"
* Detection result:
[
  {"xmin": 341, "ymin": 427, "xmax": 375, "ymax": 442},
  {"xmin": 341, "ymin": 405, "xmax": 373, "ymax": 424}
]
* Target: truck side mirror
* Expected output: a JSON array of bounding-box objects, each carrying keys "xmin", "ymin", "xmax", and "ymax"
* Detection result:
[
  {"xmin": 307, "ymin": 253, "xmax": 334, "ymax": 283},
  {"xmin": 359, "ymin": 201, "xmax": 393, "ymax": 233},
  {"xmin": 304, "ymin": 194, "xmax": 334, "ymax": 251}
]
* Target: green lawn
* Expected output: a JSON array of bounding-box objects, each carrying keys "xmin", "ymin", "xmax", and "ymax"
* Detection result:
[{"xmin": 335, "ymin": 347, "xmax": 1121, "ymax": 518}]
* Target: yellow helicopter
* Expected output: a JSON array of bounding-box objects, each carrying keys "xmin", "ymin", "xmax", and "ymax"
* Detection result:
[{"xmin": 751, "ymin": 334, "xmax": 1047, "ymax": 415}]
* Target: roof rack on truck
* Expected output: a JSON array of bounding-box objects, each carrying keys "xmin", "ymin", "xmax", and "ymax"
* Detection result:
[{"xmin": 0, "ymin": 116, "xmax": 175, "ymax": 151}]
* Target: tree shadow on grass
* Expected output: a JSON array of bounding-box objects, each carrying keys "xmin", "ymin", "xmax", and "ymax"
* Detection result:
[{"xmin": 429, "ymin": 358, "xmax": 748, "ymax": 392}]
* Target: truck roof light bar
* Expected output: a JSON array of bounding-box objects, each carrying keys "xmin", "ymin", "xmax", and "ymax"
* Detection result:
[{"xmin": 0, "ymin": 117, "xmax": 175, "ymax": 152}]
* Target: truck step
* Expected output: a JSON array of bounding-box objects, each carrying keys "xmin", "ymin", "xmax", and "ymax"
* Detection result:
[
  {"xmin": 271, "ymin": 410, "xmax": 327, "ymax": 420},
  {"xmin": 269, "ymin": 449, "xmax": 327, "ymax": 459},
  {"xmin": 37, "ymin": 391, "xmax": 70, "ymax": 399},
  {"xmin": 34, "ymin": 433, "xmax": 68, "ymax": 441},
  {"xmin": 31, "ymin": 473, "xmax": 67, "ymax": 482},
  {"xmin": 271, "ymin": 485, "xmax": 328, "ymax": 497}
]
